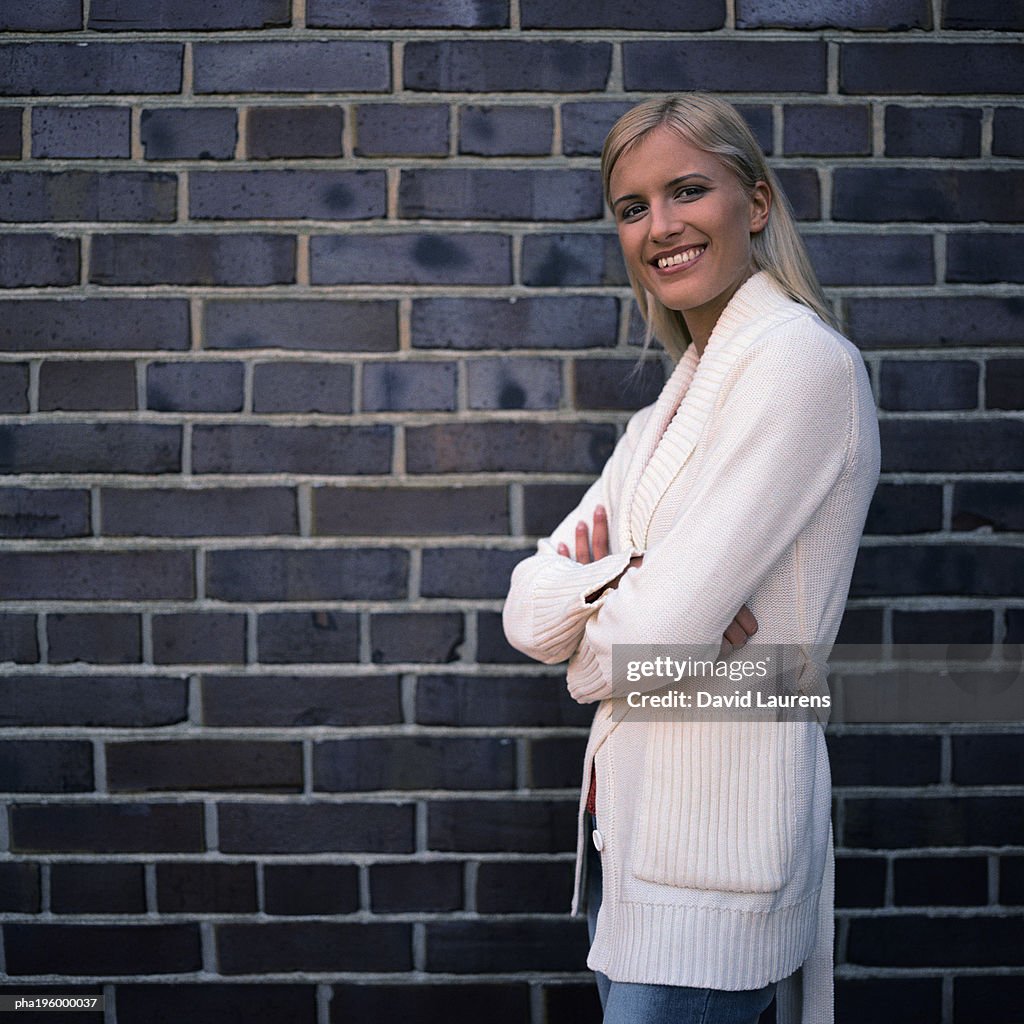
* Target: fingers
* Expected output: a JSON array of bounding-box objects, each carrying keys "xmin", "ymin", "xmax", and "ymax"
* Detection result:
[
  {"xmin": 574, "ymin": 520, "xmax": 591, "ymax": 564},
  {"xmin": 591, "ymin": 505, "xmax": 610, "ymax": 561},
  {"xmin": 735, "ymin": 603, "xmax": 758, "ymax": 637},
  {"xmin": 557, "ymin": 542, "xmax": 570, "ymax": 558},
  {"xmin": 723, "ymin": 620, "xmax": 749, "ymax": 650}
]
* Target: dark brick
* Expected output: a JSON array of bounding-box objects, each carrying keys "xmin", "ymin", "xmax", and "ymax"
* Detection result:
[
  {"xmin": 416, "ymin": 674, "xmax": 590, "ymax": 728},
  {"xmin": 834, "ymin": 856, "xmax": 885, "ymax": 909},
  {"xmin": 207, "ymin": 548, "xmax": 406, "ymax": 602},
  {"xmin": 194, "ymin": 41, "xmax": 388, "ymax": 93},
  {"xmin": 156, "ymin": 862, "xmax": 257, "ymax": 914},
  {"xmin": 738, "ymin": 0, "xmax": 929, "ymax": 28},
  {"xmin": 467, "ymin": 358, "xmax": 561, "ymax": 411},
  {"xmin": 219, "ymin": 921, "xmax": 411, "ymax": 973},
  {"xmin": 31, "ymin": 106, "xmax": 129, "ymax": 159},
  {"xmin": 206, "ymin": 299, "xmax": 397, "ymax": 352},
  {"xmin": 0, "ymin": 862, "xmax": 40, "ymax": 913},
  {"xmin": 369, "ymin": 862, "xmax": 462, "ymax": 913},
  {"xmin": 944, "ymin": 0, "xmax": 1024, "ymax": 29},
  {"xmin": 477, "ymin": 610, "xmax": 540, "ymax": 664},
  {"xmin": 93, "ymin": 234, "xmax": 294, "ymax": 287},
  {"xmin": 561, "ymin": 101, "xmax": 637, "ymax": 157},
  {"xmin": 953, "ymin": 482, "xmax": 1024, "ymax": 533},
  {"xmin": 0, "ymin": 362, "xmax": 28, "ymax": 412},
  {"xmin": 575, "ymin": 357, "xmax": 666, "ymax": 411},
  {"xmin": 315, "ymin": 736, "xmax": 515, "ymax": 792},
  {"xmin": 1003, "ymin": 856, "xmax": 1024, "ymax": 905},
  {"xmin": 265, "ymin": 864, "xmax": 359, "ymax": 915},
  {"xmin": 835, "ymin": 979, "xmax": 942, "ymax": 1024},
  {"xmin": 248, "ymin": 106, "xmax": 343, "ymax": 159},
  {"xmin": 0, "ymin": 44, "xmax": 182, "ymax": 96},
  {"xmin": 426, "ymin": 919, "xmax": 588, "ymax": 972},
  {"xmin": 10, "ymin": 802, "xmax": 204, "ymax": 853},
  {"xmin": 624, "ymin": 41, "xmax": 826, "ymax": 92},
  {"xmin": 0, "ymin": 551, "xmax": 192, "ymax": 599},
  {"xmin": 477, "ymin": 861, "xmax": 574, "ymax": 913},
  {"xmin": 420, "ymin": 547, "xmax": 527, "ymax": 599},
  {"xmin": 0, "ymin": 488, "xmax": 89, "ymax": 539},
  {"xmin": 253, "ymin": 362, "xmax": 353, "ymax": 414},
  {"xmin": 202, "ymin": 674, "xmax": 402, "ymax": 728},
  {"xmin": 0, "ymin": 675, "xmax": 187, "ymax": 728},
  {"xmin": 107, "ymin": 740, "xmax": 301, "ymax": 792},
  {"xmin": 893, "ymin": 856, "xmax": 988, "ymax": 906},
  {"xmin": 50, "ymin": 863, "xmax": 146, "ymax": 914},
  {"xmin": 0, "ymin": 299, "xmax": 188, "ymax": 352},
  {"xmin": 851, "ymin": 543, "xmax": 1024, "ymax": 596},
  {"xmin": 987, "ymin": 359, "xmax": 1024, "ymax": 410},
  {"xmin": 152, "ymin": 612, "xmax": 246, "ymax": 665},
  {"xmin": 955, "ymin": 977, "xmax": 1024, "ymax": 1024},
  {"xmin": 89, "ymin": 0, "xmax": 289, "ymax": 29},
  {"xmin": 0, "ymin": 613, "xmax": 38, "ymax": 663},
  {"xmin": 312, "ymin": 232, "xmax": 510, "ymax": 287},
  {"xmin": 257, "ymin": 611, "xmax": 360, "ymax": 664},
  {"xmin": 39, "ymin": 360, "xmax": 136, "ymax": 412},
  {"xmin": 190, "ymin": 170, "xmax": 385, "ymax": 221},
  {"xmin": 313, "ymin": 485, "xmax": 509, "ymax": 537},
  {"xmin": 218, "ymin": 801, "xmax": 414, "ymax": 854},
  {"xmin": 103, "ymin": 487, "xmax": 297, "ymax": 538},
  {"xmin": 892, "ymin": 610, "xmax": 993, "ymax": 643},
  {"xmin": 369, "ymin": 612, "xmax": 464, "ymax": 664},
  {"xmin": 309, "ymin": 0, "xmax": 507, "ymax": 27},
  {"xmin": 881, "ymin": 421, "xmax": 1024, "ymax": 472},
  {"xmin": 0, "ymin": 1, "xmax": 81, "ymax": 30},
  {"xmin": 362, "ymin": 361, "xmax": 457, "ymax": 412},
  {"xmin": 953, "ymin": 734, "xmax": 1024, "ymax": 786},
  {"xmin": 1006, "ymin": 610, "xmax": 1024, "ymax": 644},
  {"xmin": 835, "ymin": 608, "xmax": 884, "ymax": 644},
  {"xmin": 775, "ymin": 167, "xmax": 820, "ymax": 221},
  {"xmin": 400, "ymin": 168, "xmax": 602, "ymax": 222},
  {"xmin": 0, "ymin": 107, "xmax": 21, "ymax": 158},
  {"xmin": 330, "ymin": 984, "xmax": 530, "ymax": 1024},
  {"xmin": 864, "ymin": 484, "xmax": 942, "ymax": 535},
  {"xmin": 459, "ymin": 105, "xmax": 552, "ymax": 157},
  {"xmin": 354, "ymin": 103, "xmax": 449, "ymax": 157},
  {"xmin": 522, "ymin": 232, "xmax": 627, "ymax": 287},
  {"xmin": 0, "ymin": 234, "xmax": 79, "ymax": 287},
  {"xmin": 141, "ymin": 107, "xmax": 237, "ymax": 160},
  {"xmin": 784, "ymin": 104, "xmax": 870, "ymax": 156},
  {"xmin": 146, "ymin": 361, "xmax": 244, "ymax": 413},
  {"xmin": 543, "ymin": 983, "xmax": 603, "ymax": 1024},
  {"xmin": 847, "ymin": 297, "xmax": 1024, "ymax": 348},
  {"xmin": 947, "ymin": 234, "xmax": 1023, "ymax": 285},
  {"xmin": 531, "ymin": 736, "xmax": 587, "ymax": 789},
  {"xmin": 48, "ymin": 613, "xmax": 141, "ymax": 664},
  {"xmin": 0, "ymin": 740, "xmax": 93, "ymax": 793},
  {"xmin": 842, "ymin": 43, "xmax": 1023, "ymax": 95},
  {"xmin": 523, "ymin": 0, "xmax": 722, "ymax": 28},
  {"xmin": 879, "ymin": 360, "xmax": 978, "ymax": 411},
  {"xmin": 0, "ymin": 171, "xmax": 176, "ymax": 222},
  {"xmin": 843, "ymin": 796, "xmax": 1024, "ymax": 848},
  {"xmin": 405, "ymin": 41, "xmax": 610, "ymax": 93},
  {"xmin": 118, "ymin": 985, "xmax": 316, "ymax": 1024},
  {"xmin": 804, "ymin": 233, "xmax": 933, "ymax": 287},
  {"xmin": 992, "ymin": 107, "xmax": 1024, "ymax": 157},
  {"xmin": 6, "ymin": 923, "xmax": 201, "ymax": 975},
  {"xmin": 849, "ymin": 915, "xmax": 1024, "ymax": 967},
  {"xmin": 412, "ymin": 297, "xmax": 617, "ymax": 350},
  {"xmin": 407, "ymin": 421, "xmax": 616, "ymax": 474},
  {"xmin": 192, "ymin": 424, "xmax": 392, "ymax": 474},
  {"xmin": 885, "ymin": 106, "xmax": 981, "ymax": 158},
  {"xmin": 428, "ymin": 799, "xmax": 576, "ymax": 853},
  {"xmin": 828, "ymin": 734, "xmax": 940, "ymax": 787}
]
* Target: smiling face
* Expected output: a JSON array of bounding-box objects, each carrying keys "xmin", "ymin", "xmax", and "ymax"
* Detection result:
[{"xmin": 609, "ymin": 126, "xmax": 770, "ymax": 352}]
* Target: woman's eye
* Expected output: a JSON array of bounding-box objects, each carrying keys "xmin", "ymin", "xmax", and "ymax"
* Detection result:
[
  {"xmin": 621, "ymin": 204, "xmax": 645, "ymax": 220},
  {"xmin": 676, "ymin": 186, "xmax": 706, "ymax": 200}
]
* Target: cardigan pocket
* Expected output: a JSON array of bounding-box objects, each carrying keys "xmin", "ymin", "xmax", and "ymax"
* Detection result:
[{"xmin": 630, "ymin": 719, "xmax": 801, "ymax": 894}]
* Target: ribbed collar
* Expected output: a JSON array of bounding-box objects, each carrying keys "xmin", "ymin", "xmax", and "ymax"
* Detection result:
[{"xmin": 617, "ymin": 272, "xmax": 797, "ymax": 551}]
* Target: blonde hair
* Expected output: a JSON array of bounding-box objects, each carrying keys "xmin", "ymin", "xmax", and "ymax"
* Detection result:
[{"xmin": 602, "ymin": 93, "xmax": 837, "ymax": 362}]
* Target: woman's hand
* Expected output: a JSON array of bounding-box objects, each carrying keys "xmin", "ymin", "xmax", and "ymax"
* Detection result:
[{"xmin": 558, "ymin": 505, "xmax": 757, "ymax": 648}]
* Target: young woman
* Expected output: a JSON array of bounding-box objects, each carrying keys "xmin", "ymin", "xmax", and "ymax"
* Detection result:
[{"xmin": 502, "ymin": 94, "xmax": 880, "ymax": 1024}]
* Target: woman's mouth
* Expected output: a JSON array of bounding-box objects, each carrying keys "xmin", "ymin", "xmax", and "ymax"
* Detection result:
[{"xmin": 651, "ymin": 244, "xmax": 707, "ymax": 275}]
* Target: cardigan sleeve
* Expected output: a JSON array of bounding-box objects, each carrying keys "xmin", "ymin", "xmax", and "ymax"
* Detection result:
[
  {"xmin": 566, "ymin": 333, "xmax": 858, "ymax": 703},
  {"xmin": 501, "ymin": 406, "xmax": 652, "ymax": 666}
]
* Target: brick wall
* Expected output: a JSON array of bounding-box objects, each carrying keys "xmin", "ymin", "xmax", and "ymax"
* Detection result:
[{"xmin": 0, "ymin": 2, "xmax": 1022, "ymax": 1022}]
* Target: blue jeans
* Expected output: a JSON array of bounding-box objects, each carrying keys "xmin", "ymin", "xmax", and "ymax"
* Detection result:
[{"xmin": 585, "ymin": 814, "xmax": 777, "ymax": 1024}]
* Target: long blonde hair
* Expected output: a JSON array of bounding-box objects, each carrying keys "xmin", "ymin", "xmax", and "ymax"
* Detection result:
[{"xmin": 602, "ymin": 93, "xmax": 836, "ymax": 361}]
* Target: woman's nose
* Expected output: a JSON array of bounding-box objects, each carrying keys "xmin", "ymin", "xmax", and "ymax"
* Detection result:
[{"xmin": 648, "ymin": 199, "xmax": 684, "ymax": 243}]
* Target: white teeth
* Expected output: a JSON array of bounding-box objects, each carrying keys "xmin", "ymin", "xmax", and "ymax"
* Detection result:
[{"xmin": 657, "ymin": 246, "xmax": 704, "ymax": 269}]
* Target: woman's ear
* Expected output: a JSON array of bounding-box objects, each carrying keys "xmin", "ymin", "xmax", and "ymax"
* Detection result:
[{"xmin": 749, "ymin": 181, "xmax": 771, "ymax": 235}]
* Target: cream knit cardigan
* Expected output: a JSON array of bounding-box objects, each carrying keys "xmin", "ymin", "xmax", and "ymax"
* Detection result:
[{"xmin": 502, "ymin": 272, "xmax": 880, "ymax": 1024}]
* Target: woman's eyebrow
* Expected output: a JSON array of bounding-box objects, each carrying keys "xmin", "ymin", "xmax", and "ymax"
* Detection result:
[{"xmin": 611, "ymin": 173, "xmax": 714, "ymax": 209}]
